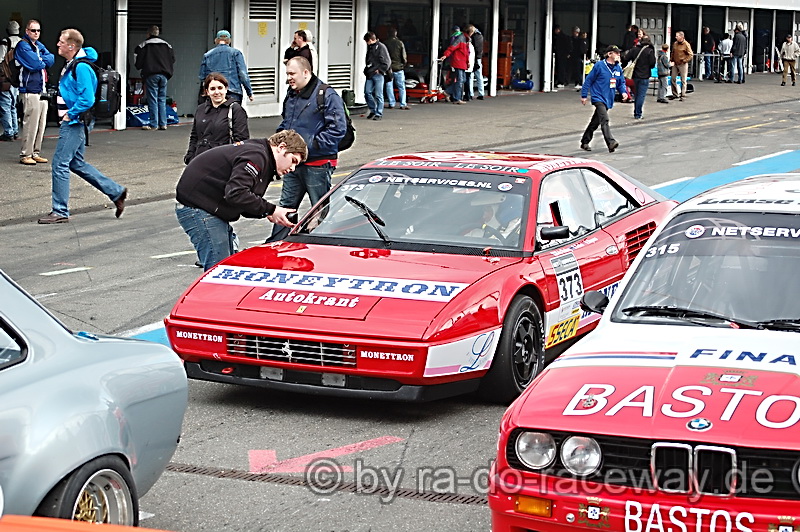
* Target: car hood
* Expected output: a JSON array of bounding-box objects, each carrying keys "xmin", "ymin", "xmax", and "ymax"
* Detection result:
[
  {"xmin": 171, "ymin": 242, "xmax": 520, "ymax": 339},
  {"xmin": 511, "ymin": 324, "xmax": 800, "ymax": 449}
]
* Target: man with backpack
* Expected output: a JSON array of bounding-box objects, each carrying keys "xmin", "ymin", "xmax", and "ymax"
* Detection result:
[
  {"xmin": 265, "ymin": 56, "xmax": 346, "ymax": 242},
  {"xmin": 0, "ymin": 20, "xmax": 21, "ymax": 141},
  {"xmin": 38, "ymin": 28, "xmax": 127, "ymax": 224},
  {"xmin": 16, "ymin": 19, "xmax": 53, "ymax": 165}
]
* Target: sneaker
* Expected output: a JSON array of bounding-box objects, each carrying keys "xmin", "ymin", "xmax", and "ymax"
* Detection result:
[
  {"xmin": 372, "ymin": 115, "xmax": 382, "ymax": 120},
  {"xmin": 656, "ymin": 99, "xmax": 669, "ymax": 104},
  {"xmin": 667, "ymin": 95, "xmax": 676, "ymax": 100},
  {"xmin": 366, "ymin": 112, "xmax": 375, "ymax": 119},
  {"xmin": 580, "ymin": 143, "xmax": 591, "ymax": 151},
  {"xmin": 608, "ymin": 141, "xmax": 619, "ymax": 153},
  {"xmin": 400, "ymin": 105, "xmax": 410, "ymax": 110},
  {"xmin": 555, "ymin": 84, "xmax": 565, "ymax": 88},
  {"xmin": 38, "ymin": 212, "xmax": 69, "ymax": 224},
  {"xmin": 141, "ymin": 125, "xmax": 154, "ymax": 130},
  {"xmin": 20, "ymin": 156, "xmax": 36, "ymax": 165},
  {"xmin": 158, "ymin": 125, "xmax": 167, "ymax": 130},
  {"xmin": 575, "ymin": 84, "xmax": 582, "ymax": 90},
  {"xmin": 634, "ymin": 116, "xmax": 643, "ymax": 120},
  {"xmin": 0, "ymin": 134, "xmax": 12, "ymax": 142},
  {"xmin": 453, "ymin": 100, "xmax": 466, "ymax": 105},
  {"xmin": 679, "ymin": 96, "xmax": 684, "ymax": 101},
  {"xmin": 782, "ymin": 81, "xmax": 786, "ymax": 86},
  {"xmin": 387, "ymin": 106, "xmax": 395, "ymax": 109},
  {"xmin": 477, "ymin": 95, "xmax": 484, "ymax": 100},
  {"xmin": 32, "ymin": 155, "xmax": 48, "ymax": 163}
]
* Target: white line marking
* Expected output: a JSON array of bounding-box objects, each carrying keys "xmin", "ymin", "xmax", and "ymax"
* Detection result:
[
  {"xmin": 741, "ymin": 145, "xmax": 765, "ymax": 149},
  {"xmin": 39, "ymin": 267, "xmax": 92, "ymax": 276},
  {"xmin": 662, "ymin": 152, "xmax": 687, "ymax": 156},
  {"xmin": 732, "ymin": 150, "xmax": 793, "ymax": 166},
  {"xmin": 150, "ymin": 250, "xmax": 197, "ymax": 259},
  {"xmin": 120, "ymin": 320, "xmax": 168, "ymax": 338},
  {"xmin": 654, "ymin": 176, "xmax": 694, "ymax": 189},
  {"xmin": 32, "ymin": 292, "xmax": 58, "ymax": 300}
]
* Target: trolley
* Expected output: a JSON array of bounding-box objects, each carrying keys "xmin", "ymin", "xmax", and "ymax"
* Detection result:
[{"xmin": 420, "ymin": 59, "xmax": 450, "ymax": 103}]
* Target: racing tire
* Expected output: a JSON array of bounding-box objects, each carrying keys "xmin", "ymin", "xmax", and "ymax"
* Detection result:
[
  {"xmin": 34, "ymin": 455, "xmax": 139, "ymax": 526},
  {"xmin": 478, "ymin": 295, "xmax": 544, "ymax": 404}
]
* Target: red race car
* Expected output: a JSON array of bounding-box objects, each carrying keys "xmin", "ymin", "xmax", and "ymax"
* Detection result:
[{"xmin": 165, "ymin": 152, "xmax": 675, "ymax": 402}]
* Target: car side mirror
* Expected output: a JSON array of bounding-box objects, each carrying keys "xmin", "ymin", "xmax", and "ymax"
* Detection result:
[
  {"xmin": 580, "ymin": 291, "xmax": 609, "ymax": 314},
  {"xmin": 540, "ymin": 225, "xmax": 570, "ymax": 241}
]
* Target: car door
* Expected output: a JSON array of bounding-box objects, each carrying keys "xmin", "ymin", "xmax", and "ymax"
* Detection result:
[{"xmin": 533, "ymin": 168, "xmax": 622, "ymax": 349}]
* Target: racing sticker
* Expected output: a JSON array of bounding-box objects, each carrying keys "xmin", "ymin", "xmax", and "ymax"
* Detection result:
[
  {"xmin": 578, "ymin": 497, "xmax": 610, "ymax": 528},
  {"xmin": 550, "ymin": 252, "xmax": 584, "ymax": 313},
  {"xmin": 546, "ymin": 311, "xmax": 581, "ymax": 348},
  {"xmin": 768, "ymin": 517, "xmax": 798, "ymax": 532},
  {"xmin": 203, "ymin": 265, "xmax": 468, "ymax": 303},
  {"xmin": 424, "ymin": 329, "xmax": 501, "ymax": 376},
  {"xmin": 625, "ymin": 501, "xmax": 755, "ymax": 532}
]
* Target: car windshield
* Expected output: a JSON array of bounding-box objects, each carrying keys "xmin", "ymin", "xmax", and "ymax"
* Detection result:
[
  {"xmin": 612, "ymin": 211, "xmax": 800, "ymax": 327},
  {"xmin": 292, "ymin": 169, "xmax": 530, "ymax": 252}
]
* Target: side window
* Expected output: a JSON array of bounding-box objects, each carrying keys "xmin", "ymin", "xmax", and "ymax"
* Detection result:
[
  {"xmin": 0, "ymin": 322, "xmax": 25, "ymax": 370},
  {"xmin": 582, "ymin": 169, "xmax": 635, "ymax": 225},
  {"xmin": 537, "ymin": 169, "xmax": 598, "ymax": 247}
]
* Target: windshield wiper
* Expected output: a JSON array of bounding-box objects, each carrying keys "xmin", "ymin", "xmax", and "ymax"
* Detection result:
[
  {"xmin": 753, "ymin": 319, "xmax": 800, "ymax": 332},
  {"xmin": 620, "ymin": 305, "xmax": 762, "ymax": 329},
  {"xmin": 345, "ymin": 195, "xmax": 390, "ymax": 245}
]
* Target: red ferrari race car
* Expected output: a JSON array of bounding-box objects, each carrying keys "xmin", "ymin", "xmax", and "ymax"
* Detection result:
[
  {"xmin": 165, "ymin": 152, "xmax": 675, "ymax": 402},
  {"xmin": 489, "ymin": 174, "xmax": 800, "ymax": 531}
]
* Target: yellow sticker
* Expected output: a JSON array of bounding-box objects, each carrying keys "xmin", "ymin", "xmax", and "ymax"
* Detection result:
[
  {"xmin": 258, "ymin": 22, "xmax": 268, "ymax": 36},
  {"xmin": 546, "ymin": 314, "xmax": 580, "ymax": 348}
]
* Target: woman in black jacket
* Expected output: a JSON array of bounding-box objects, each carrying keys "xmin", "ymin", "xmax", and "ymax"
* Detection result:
[{"xmin": 184, "ymin": 73, "xmax": 250, "ymax": 164}]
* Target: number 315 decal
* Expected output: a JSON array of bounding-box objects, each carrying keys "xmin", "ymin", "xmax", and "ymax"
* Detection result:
[{"xmin": 644, "ymin": 243, "xmax": 680, "ymax": 258}]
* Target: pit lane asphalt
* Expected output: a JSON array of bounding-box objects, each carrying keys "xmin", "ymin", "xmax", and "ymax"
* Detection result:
[{"xmin": 0, "ymin": 72, "xmax": 796, "ymax": 227}]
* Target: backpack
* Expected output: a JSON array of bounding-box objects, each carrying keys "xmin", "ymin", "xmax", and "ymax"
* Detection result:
[
  {"xmin": 316, "ymin": 83, "xmax": 355, "ymax": 151},
  {"xmin": 0, "ymin": 38, "xmax": 20, "ymax": 89},
  {"xmin": 70, "ymin": 59, "xmax": 122, "ymax": 120}
]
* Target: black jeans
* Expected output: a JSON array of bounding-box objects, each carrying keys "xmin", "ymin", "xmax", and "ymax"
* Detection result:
[{"xmin": 581, "ymin": 102, "xmax": 614, "ymax": 147}]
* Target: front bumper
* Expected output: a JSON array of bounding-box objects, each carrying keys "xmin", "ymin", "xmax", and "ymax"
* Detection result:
[{"xmin": 185, "ymin": 361, "xmax": 480, "ymax": 402}]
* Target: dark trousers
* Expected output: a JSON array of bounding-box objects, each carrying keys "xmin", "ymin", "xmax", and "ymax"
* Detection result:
[{"xmin": 581, "ymin": 102, "xmax": 614, "ymax": 147}]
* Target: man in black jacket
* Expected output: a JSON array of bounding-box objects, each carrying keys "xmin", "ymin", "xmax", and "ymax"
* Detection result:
[
  {"xmin": 175, "ymin": 130, "xmax": 307, "ymax": 270},
  {"xmin": 134, "ymin": 25, "xmax": 175, "ymax": 130},
  {"xmin": 363, "ymin": 32, "xmax": 391, "ymax": 120}
]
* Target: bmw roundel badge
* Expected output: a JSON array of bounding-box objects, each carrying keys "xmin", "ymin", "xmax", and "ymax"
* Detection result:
[{"xmin": 687, "ymin": 418, "xmax": 712, "ymax": 431}]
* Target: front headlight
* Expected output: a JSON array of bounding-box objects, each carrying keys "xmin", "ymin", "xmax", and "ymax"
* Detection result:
[
  {"xmin": 515, "ymin": 432, "xmax": 556, "ymax": 469},
  {"xmin": 561, "ymin": 436, "xmax": 602, "ymax": 476}
]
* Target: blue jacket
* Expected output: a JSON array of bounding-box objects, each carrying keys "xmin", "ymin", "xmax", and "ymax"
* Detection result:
[
  {"xmin": 59, "ymin": 47, "xmax": 99, "ymax": 126},
  {"xmin": 15, "ymin": 35, "xmax": 54, "ymax": 94},
  {"xmin": 581, "ymin": 58, "xmax": 627, "ymax": 109},
  {"xmin": 278, "ymin": 75, "xmax": 346, "ymax": 161},
  {"xmin": 199, "ymin": 44, "xmax": 252, "ymax": 97}
]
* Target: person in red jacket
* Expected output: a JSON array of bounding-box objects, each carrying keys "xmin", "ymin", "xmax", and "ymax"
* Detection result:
[{"xmin": 440, "ymin": 26, "xmax": 470, "ymax": 104}]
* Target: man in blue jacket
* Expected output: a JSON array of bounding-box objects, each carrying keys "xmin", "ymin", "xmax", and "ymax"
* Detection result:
[
  {"xmin": 580, "ymin": 45, "xmax": 628, "ymax": 153},
  {"xmin": 266, "ymin": 56, "xmax": 346, "ymax": 242},
  {"xmin": 38, "ymin": 29, "xmax": 127, "ymax": 224},
  {"xmin": 198, "ymin": 30, "xmax": 253, "ymax": 103},
  {"xmin": 16, "ymin": 19, "xmax": 54, "ymax": 165}
]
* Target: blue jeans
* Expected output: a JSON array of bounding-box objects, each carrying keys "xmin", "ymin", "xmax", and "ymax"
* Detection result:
[
  {"xmin": 704, "ymin": 54, "xmax": 713, "ymax": 78},
  {"xmin": 176, "ymin": 204, "xmax": 234, "ymax": 271},
  {"xmin": 267, "ymin": 163, "xmax": 334, "ymax": 242},
  {"xmin": 465, "ymin": 71, "xmax": 474, "ymax": 99},
  {"xmin": 51, "ymin": 121, "xmax": 126, "ymax": 217},
  {"xmin": 385, "ymin": 70, "xmax": 407, "ymax": 107},
  {"xmin": 365, "ymin": 73, "xmax": 385, "ymax": 116},
  {"xmin": 733, "ymin": 56, "xmax": 745, "ymax": 82},
  {"xmin": 474, "ymin": 63, "xmax": 484, "ymax": 97},
  {"xmin": 633, "ymin": 77, "xmax": 649, "ymax": 118},
  {"xmin": 0, "ymin": 87, "xmax": 18, "ymax": 137},
  {"xmin": 145, "ymin": 74, "xmax": 168, "ymax": 128},
  {"xmin": 446, "ymin": 68, "xmax": 465, "ymax": 102}
]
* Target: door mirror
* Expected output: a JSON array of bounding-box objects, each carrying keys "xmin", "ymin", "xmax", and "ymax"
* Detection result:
[
  {"xmin": 580, "ymin": 291, "xmax": 609, "ymax": 314},
  {"xmin": 540, "ymin": 225, "xmax": 570, "ymax": 241}
]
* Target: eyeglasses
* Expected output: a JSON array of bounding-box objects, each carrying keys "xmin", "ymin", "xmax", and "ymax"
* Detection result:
[{"xmin": 28, "ymin": 28, "xmax": 41, "ymax": 32}]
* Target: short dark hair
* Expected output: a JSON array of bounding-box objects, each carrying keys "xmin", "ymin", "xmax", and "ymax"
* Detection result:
[
  {"xmin": 294, "ymin": 30, "xmax": 307, "ymax": 41},
  {"xmin": 364, "ymin": 31, "xmax": 376, "ymax": 41},
  {"xmin": 203, "ymin": 72, "xmax": 229, "ymax": 91},
  {"xmin": 388, "ymin": 27, "xmax": 397, "ymax": 38}
]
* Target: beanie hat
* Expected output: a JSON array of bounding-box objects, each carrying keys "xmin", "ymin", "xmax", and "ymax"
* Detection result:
[
  {"xmin": 216, "ymin": 30, "xmax": 231, "ymax": 40},
  {"xmin": 7, "ymin": 20, "xmax": 19, "ymax": 34}
]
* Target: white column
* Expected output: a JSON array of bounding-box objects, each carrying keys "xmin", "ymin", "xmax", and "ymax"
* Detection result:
[
  {"xmin": 666, "ymin": 4, "xmax": 672, "ymax": 45},
  {"xmin": 748, "ymin": 9, "xmax": 754, "ymax": 74},
  {"xmin": 724, "ymin": 7, "xmax": 730, "ymax": 37},
  {"xmin": 354, "ymin": 0, "xmax": 368, "ymax": 102},
  {"xmin": 771, "ymin": 10, "xmax": 777, "ymax": 73},
  {"xmin": 114, "ymin": 0, "xmax": 128, "ymax": 130},
  {"xmin": 431, "ymin": 0, "xmax": 441, "ymax": 92},
  {"xmin": 697, "ymin": 6, "xmax": 703, "ymax": 79},
  {"xmin": 543, "ymin": 0, "xmax": 553, "ymax": 92},
  {"xmin": 490, "ymin": 0, "xmax": 499, "ymax": 96},
  {"xmin": 591, "ymin": 0, "xmax": 598, "ymax": 60}
]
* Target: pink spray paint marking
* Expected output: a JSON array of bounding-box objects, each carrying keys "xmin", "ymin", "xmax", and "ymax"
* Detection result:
[{"xmin": 248, "ymin": 435, "xmax": 404, "ymax": 474}]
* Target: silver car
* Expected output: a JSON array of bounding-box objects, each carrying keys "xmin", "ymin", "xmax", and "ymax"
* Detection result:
[{"xmin": 0, "ymin": 270, "xmax": 187, "ymax": 525}]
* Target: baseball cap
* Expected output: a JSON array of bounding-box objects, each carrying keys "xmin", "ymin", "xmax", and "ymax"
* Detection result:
[
  {"xmin": 216, "ymin": 30, "xmax": 231, "ymax": 39},
  {"xmin": 605, "ymin": 45, "xmax": 622, "ymax": 54}
]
